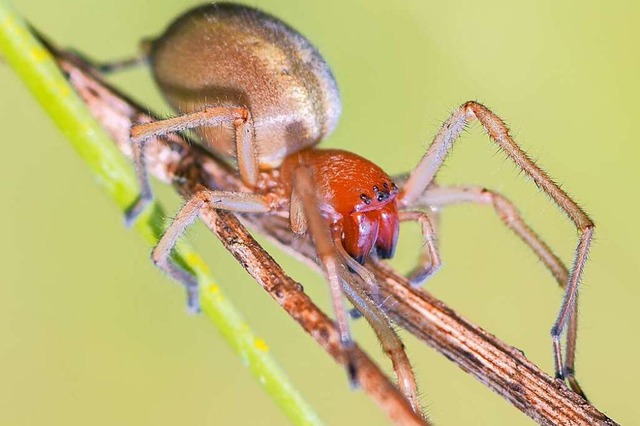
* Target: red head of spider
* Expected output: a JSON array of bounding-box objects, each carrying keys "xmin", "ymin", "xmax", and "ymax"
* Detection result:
[{"xmin": 280, "ymin": 149, "xmax": 400, "ymax": 265}]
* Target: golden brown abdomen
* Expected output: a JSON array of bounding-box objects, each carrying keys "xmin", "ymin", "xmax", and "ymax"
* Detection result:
[{"xmin": 150, "ymin": 3, "xmax": 342, "ymax": 169}]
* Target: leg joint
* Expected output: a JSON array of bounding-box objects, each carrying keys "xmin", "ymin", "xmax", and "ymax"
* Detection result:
[
  {"xmin": 232, "ymin": 106, "xmax": 251, "ymax": 125},
  {"xmin": 580, "ymin": 222, "xmax": 595, "ymax": 234},
  {"xmin": 151, "ymin": 252, "xmax": 164, "ymax": 268},
  {"xmin": 462, "ymin": 100, "xmax": 481, "ymax": 110}
]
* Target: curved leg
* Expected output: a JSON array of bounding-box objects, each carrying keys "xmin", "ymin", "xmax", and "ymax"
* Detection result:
[
  {"xmin": 151, "ymin": 189, "xmax": 275, "ymax": 312},
  {"xmin": 398, "ymin": 210, "xmax": 442, "ymax": 286},
  {"xmin": 124, "ymin": 123, "xmax": 153, "ymax": 227},
  {"xmin": 125, "ymin": 105, "xmax": 257, "ymax": 225},
  {"xmin": 131, "ymin": 105, "xmax": 257, "ymax": 184},
  {"xmin": 419, "ymin": 185, "xmax": 585, "ymax": 396},
  {"xmin": 398, "ymin": 101, "xmax": 594, "ymax": 397},
  {"xmin": 421, "ymin": 186, "xmax": 568, "ymax": 284}
]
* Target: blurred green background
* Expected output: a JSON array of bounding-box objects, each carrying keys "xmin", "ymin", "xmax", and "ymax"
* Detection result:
[{"xmin": 1, "ymin": 0, "xmax": 638, "ymax": 424}]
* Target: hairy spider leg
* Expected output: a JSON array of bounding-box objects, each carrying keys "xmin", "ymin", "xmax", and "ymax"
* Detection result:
[
  {"xmin": 125, "ymin": 105, "xmax": 256, "ymax": 225},
  {"xmin": 419, "ymin": 185, "xmax": 584, "ymax": 397},
  {"xmin": 396, "ymin": 210, "xmax": 441, "ymax": 285},
  {"xmin": 150, "ymin": 188, "xmax": 274, "ymax": 312},
  {"xmin": 291, "ymin": 168, "xmax": 363, "ymax": 387},
  {"xmin": 399, "ymin": 102, "xmax": 594, "ymax": 398}
]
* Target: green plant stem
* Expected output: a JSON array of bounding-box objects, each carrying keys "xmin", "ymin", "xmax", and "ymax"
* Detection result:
[{"xmin": 0, "ymin": 2, "xmax": 322, "ymax": 424}]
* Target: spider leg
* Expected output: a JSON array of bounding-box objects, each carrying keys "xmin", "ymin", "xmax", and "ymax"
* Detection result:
[
  {"xmin": 398, "ymin": 101, "xmax": 594, "ymax": 396},
  {"xmin": 418, "ymin": 184, "xmax": 585, "ymax": 398},
  {"xmin": 331, "ymin": 231, "xmax": 424, "ymax": 418},
  {"xmin": 419, "ymin": 185, "xmax": 569, "ymax": 283},
  {"xmin": 397, "ymin": 210, "xmax": 441, "ymax": 286},
  {"xmin": 55, "ymin": 49, "xmax": 160, "ymax": 227},
  {"xmin": 291, "ymin": 168, "xmax": 360, "ymax": 386},
  {"xmin": 131, "ymin": 105, "xmax": 257, "ymax": 185},
  {"xmin": 125, "ymin": 105, "xmax": 257, "ymax": 225},
  {"xmin": 95, "ymin": 52, "xmax": 148, "ymax": 74},
  {"xmin": 564, "ymin": 292, "xmax": 585, "ymax": 398},
  {"xmin": 123, "ymin": 116, "xmax": 154, "ymax": 227},
  {"xmin": 151, "ymin": 188, "xmax": 275, "ymax": 312},
  {"xmin": 64, "ymin": 39, "xmax": 151, "ymax": 74}
]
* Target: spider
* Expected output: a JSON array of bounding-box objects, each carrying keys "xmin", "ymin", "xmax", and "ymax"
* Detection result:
[{"xmin": 113, "ymin": 1, "xmax": 593, "ymax": 411}]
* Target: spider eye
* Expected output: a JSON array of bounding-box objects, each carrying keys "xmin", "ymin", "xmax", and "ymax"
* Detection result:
[{"xmin": 360, "ymin": 193, "xmax": 371, "ymax": 205}]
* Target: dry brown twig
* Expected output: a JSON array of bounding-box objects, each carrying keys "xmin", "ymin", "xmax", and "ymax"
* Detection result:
[{"xmin": 54, "ymin": 48, "xmax": 617, "ymax": 426}]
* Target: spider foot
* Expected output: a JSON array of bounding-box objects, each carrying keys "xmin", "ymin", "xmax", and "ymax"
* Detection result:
[
  {"xmin": 565, "ymin": 368, "xmax": 589, "ymax": 402},
  {"xmin": 349, "ymin": 308, "xmax": 363, "ymax": 319},
  {"xmin": 153, "ymin": 257, "xmax": 201, "ymax": 314},
  {"xmin": 181, "ymin": 272, "xmax": 201, "ymax": 314},
  {"xmin": 336, "ymin": 337, "xmax": 360, "ymax": 389},
  {"xmin": 343, "ymin": 342, "xmax": 360, "ymax": 390},
  {"xmin": 124, "ymin": 193, "xmax": 153, "ymax": 228},
  {"xmin": 408, "ymin": 263, "xmax": 442, "ymax": 287}
]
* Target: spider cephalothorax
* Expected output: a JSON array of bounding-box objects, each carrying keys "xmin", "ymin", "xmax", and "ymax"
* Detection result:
[{"xmin": 280, "ymin": 148, "xmax": 400, "ymax": 263}]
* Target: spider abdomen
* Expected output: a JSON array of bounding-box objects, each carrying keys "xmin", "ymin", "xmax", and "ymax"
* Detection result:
[{"xmin": 149, "ymin": 3, "xmax": 342, "ymax": 169}]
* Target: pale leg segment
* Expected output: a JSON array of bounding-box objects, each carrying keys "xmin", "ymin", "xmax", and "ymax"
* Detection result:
[
  {"xmin": 124, "ymin": 135, "xmax": 152, "ymax": 227},
  {"xmin": 151, "ymin": 189, "xmax": 275, "ymax": 312},
  {"xmin": 96, "ymin": 54, "xmax": 148, "ymax": 73},
  {"xmin": 292, "ymin": 168, "xmax": 359, "ymax": 387},
  {"xmin": 398, "ymin": 101, "xmax": 594, "ymax": 397},
  {"xmin": 421, "ymin": 186, "xmax": 568, "ymax": 284},
  {"xmin": 62, "ymin": 48, "xmax": 149, "ymax": 75},
  {"xmin": 87, "ymin": 39, "xmax": 152, "ymax": 74},
  {"xmin": 125, "ymin": 105, "xmax": 257, "ymax": 225},
  {"xmin": 420, "ymin": 185, "xmax": 585, "ymax": 397},
  {"xmin": 398, "ymin": 211, "xmax": 441, "ymax": 286}
]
